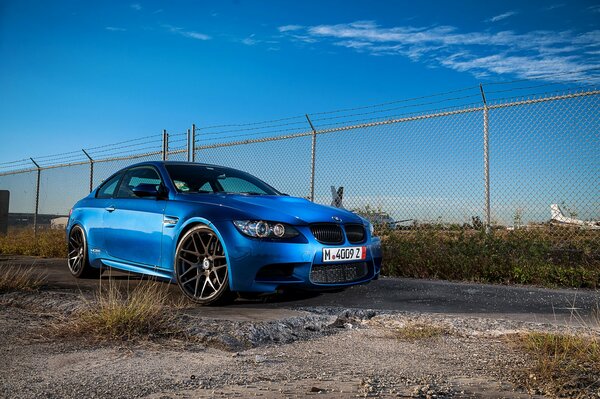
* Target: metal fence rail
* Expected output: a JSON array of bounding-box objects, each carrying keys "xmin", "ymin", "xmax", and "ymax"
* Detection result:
[{"xmin": 0, "ymin": 88, "xmax": 598, "ymax": 248}]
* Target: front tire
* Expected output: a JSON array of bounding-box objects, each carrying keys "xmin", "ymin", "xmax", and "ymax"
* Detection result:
[
  {"xmin": 67, "ymin": 225, "xmax": 102, "ymax": 278},
  {"xmin": 175, "ymin": 225, "xmax": 234, "ymax": 305}
]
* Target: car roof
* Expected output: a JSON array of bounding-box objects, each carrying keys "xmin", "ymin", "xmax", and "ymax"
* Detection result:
[{"xmin": 126, "ymin": 161, "xmax": 238, "ymax": 170}]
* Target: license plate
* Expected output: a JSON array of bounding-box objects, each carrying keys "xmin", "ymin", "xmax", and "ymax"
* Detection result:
[{"xmin": 322, "ymin": 246, "xmax": 366, "ymax": 262}]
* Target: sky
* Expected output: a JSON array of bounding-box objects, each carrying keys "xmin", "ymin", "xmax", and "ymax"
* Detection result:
[
  {"xmin": 0, "ymin": 0, "xmax": 599, "ymax": 162},
  {"xmin": 0, "ymin": 0, "xmax": 598, "ymax": 223}
]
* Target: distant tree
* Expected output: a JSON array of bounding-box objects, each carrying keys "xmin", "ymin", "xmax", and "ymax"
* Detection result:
[
  {"xmin": 513, "ymin": 207, "xmax": 524, "ymax": 229},
  {"xmin": 471, "ymin": 216, "xmax": 483, "ymax": 230}
]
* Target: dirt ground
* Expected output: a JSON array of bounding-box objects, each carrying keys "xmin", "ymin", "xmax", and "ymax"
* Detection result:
[
  {"xmin": 1, "ymin": 258, "xmax": 599, "ymax": 398},
  {"xmin": 3, "ymin": 290, "xmax": 599, "ymax": 398}
]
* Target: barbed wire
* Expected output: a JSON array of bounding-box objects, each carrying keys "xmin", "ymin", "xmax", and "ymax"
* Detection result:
[
  {"xmin": 199, "ymin": 114, "xmax": 306, "ymax": 130},
  {"xmin": 195, "ymin": 69, "xmax": 599, "ymax": 132},
  {"xmin": 84, "ymin": 133, "xmax": 163, "ymax": 151},
  {"xmin": 311, "ymin": 101, "xmax": 484, "ymax": 130},
  {"xmin": 0, "ymin": 158, "xmax": 33, "ymax": 167},
  {"xmin": 30, "ymin": 149, "xmax": 85, "ymax": 161},
  {"xmin": 36, "ymin": 156, "xmax": 89, "ymax": 167},
  {"xmin": 86, "ymin": 138, "xmax": 163, "ymax": 156},
  {"xmin": 483, "ymin": 67, "xmax": 600, "ymax": 86},
  {"xmin": 198, "ymin": 119, "xmax": 310, "ymax": 136},
  {"xmin": 90, "ymin": 145, "xmax": 164, "ymax": 159},
  {"xmin": 0, "ymin": 72, "xmax": 598, "ymax": 174},
  {"xmin": 197, "ymin": 126, "xmax": 310, "ymax": 143},
  {"xmin": 487, "ymin": 83, "xmax": 599, "ymax": 106},
  {"xmin": 310, "ymin": 93, "xmax": 482, "ymax": 123},
  {"xmin": 484, "ymin": 77, "xmax": 595, "ymax": 96}
]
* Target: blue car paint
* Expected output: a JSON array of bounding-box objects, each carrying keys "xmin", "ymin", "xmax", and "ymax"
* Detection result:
[{"xmin": 67, "ymin": 161, "xmax": 383, "ymax": 293}]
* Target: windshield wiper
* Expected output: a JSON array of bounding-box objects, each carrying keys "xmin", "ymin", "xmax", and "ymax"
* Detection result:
[{"xmin": 238, "ymin": 191, "xmax": 264, "ymax": 196}]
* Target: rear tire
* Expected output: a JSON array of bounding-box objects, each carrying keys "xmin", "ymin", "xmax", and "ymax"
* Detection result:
[
  {"xmin": 67, "ymin": 225, "xmax": 102, "ymax": 279},
  {"xmin": 175, "ymin": 225, "xmax": 235, "ymax": 305}
]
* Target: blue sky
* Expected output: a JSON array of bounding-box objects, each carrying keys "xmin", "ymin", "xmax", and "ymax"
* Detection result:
[
  {"xmin": 0, "ymin": 1, "xmax": 598, "ymax": 224},
  {"xmin": 1, "ymin": 0, "xmax": 599, "ymax": 162}
]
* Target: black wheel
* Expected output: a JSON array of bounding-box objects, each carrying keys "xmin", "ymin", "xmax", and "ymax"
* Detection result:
[
  {"xmin": 67, "ymin": 225, "xmax": 102, "ymax": 278},
  {"xmin": 175, "ymin": 225, "xmax": 234, "ymax": 305}
]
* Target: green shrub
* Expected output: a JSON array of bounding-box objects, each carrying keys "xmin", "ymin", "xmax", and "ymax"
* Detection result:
[{"xmin": 380, "ymin": 228, "xmax": 599, "ymax": 289}]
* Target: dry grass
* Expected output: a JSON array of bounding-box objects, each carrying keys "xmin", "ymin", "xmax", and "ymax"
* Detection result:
[
  {"xmin": 0, "ymin": 229, "xmax": 66, "ymax": 258},
  {"xmin": 513, "ymin": 331, "xmax": 600, "ymax": 397},
  {"xmin": 60, "ymin": 281, "xmax": 182, "ymax": 341},
  {"xmin": 393, "ymin": 322, "xmax": 452, "ymax": 340},
  {"xmin": 0, "ymin": 266, "xmax": 47, "ymax": 293}
]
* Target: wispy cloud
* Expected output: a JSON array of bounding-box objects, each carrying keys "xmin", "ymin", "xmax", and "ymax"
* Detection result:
[
  {"xmin": 130, "ymin": 3, "xmax": 142, "ymax": 11},
  {"xmin": 105, "ymin": 27, "xmax": 126, "ymax": 32},
  {"xmin": 278, "ymin": 25, "xmax": 303, "ymax": 33},
  {"xmin": 184, "ymin": 31, "xmax": 211, "ymax": 40},
  {"xmin": 278, "ymin": 21, "xmax": 600, "ymax": 82},
  {"xmin": 242, "ymin": 34, "xmax": 258, "ymax": 46},
  {"xmin": 589, "ymin": 5, "xmax": 600, "ymax": 13},
  {"xmin": 486, "ymin": 10, "xmax": 518, "ymax": 23},
  {"xmin": 163, "ymin": 25, "xmax": 211, "ymax": 41},
  {"xmin": 544, "ymin": 4, "xmax": 565, "ymax": 11}
]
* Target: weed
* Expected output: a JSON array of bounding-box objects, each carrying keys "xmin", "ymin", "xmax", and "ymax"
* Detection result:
[
  {"xmin": 381, "ymin": 228, "xmax": 600, "ymax": 289},
  {"xmin": 513, "ymin": 331, "xmax": 600, "ymax": 397},
  {"xmin": 60, "ymin": 281, "xmax": 181, "ymax": 341},
  {"xmin": 0, "ymin": 266, "xmax": 46, "ymax": 293},
  {"xmin": 393, "ymin": 322, "xmax": 451, "ymax": 340},
  {"xmin": 0, "ymin": 229, "xmax": 66, "ymax": 258}
]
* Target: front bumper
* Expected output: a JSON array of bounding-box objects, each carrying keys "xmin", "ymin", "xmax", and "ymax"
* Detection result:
[{"xmin": 212, "ymin": 221, "xmax": 383, "ymax": 293}]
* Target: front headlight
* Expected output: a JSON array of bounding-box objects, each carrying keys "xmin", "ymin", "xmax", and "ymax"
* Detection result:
[{"xmin": 233, "ymin": 220, "xmax": 300, "ymax": 239}]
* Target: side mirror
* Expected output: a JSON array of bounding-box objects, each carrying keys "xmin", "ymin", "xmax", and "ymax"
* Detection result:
[{"xmin": 132, "ymin": 184, "xmax": 160, "ymax": 198}]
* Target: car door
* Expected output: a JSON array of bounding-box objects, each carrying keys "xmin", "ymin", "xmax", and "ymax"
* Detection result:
[
  {"xmin": 103, "ymin": 165, "xmax": 166, "ymax": 267},
  {"xmin": 86, "ymin": 172, "xmax": 123, "ymax": 256}
]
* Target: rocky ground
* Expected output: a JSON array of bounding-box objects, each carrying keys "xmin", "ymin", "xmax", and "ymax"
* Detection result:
[{"xmin": 2, "ymin": 287, "xmax": 598, "ymax": 399}]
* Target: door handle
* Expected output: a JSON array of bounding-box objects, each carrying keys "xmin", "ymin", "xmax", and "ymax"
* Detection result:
[{"xmin": 105, "ymin": 206, "xmax": 116, "ymax": 212}]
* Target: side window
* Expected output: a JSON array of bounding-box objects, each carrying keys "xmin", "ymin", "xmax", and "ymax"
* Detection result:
[
  {"xmin": 198, "ymin": 181, "xmax": 214, "ymax": 193},
  {"xmin": 116, "ymin": 167, "xmax": 162, "ymax": 199},
  {"xmin": 96, "ymin": 174, "xmax": 122, "ymax": 199}
]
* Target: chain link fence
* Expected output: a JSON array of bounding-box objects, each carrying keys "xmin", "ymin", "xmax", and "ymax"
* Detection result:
[{"xmin": 0, "ymin": 88, "xmax": 598, "ymax": 266}]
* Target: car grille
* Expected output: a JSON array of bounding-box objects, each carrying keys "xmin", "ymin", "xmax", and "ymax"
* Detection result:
[
  {"xmin": 310, "ymin": 262, "xmax": 368, "ymax": 284},
  {"xmin": 344, "ymin": 224, "xmax": 366, "ymax": 243},
  {"xmin": 310, "ymin": 224, "xmax": 344, "ymax": 244}
]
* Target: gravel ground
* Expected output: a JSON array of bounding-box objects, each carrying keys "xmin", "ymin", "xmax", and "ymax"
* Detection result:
[{"xmin": 2, "ymin": 287, "xmax": 599, "ymax": 398}]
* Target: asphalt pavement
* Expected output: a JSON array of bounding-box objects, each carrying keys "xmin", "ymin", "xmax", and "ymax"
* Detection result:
[{"xmin": 1, "ymin": 255, "xmax": 598, "ymax": 325}]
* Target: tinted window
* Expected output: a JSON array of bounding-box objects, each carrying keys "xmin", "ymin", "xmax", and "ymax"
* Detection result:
[
  {"xmin": 116, "ymin": 167, "xmax": 162, "ymax": 199},
  {"xmin": 96, "ymin": 174, "xmax": 122, "ymax": 199},
  {"xmin": 218, "ymin": 177, "xmax": 267, "ymax": 194},
  {"xmin": 166, "ymin": 164, "xmax": 279, "ymax": 195}
]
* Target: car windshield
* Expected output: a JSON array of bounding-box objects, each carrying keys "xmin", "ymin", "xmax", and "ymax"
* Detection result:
[{"xmin": 165, "ymin": 164, "xmax": 281, "ymax": 195}]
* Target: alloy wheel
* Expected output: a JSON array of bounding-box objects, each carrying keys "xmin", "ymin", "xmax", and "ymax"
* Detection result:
[
  {"xmin": 68, "ymin": 226, "xmax": 86, "ymax": 275},
  {"xmin": 175, "ymin": 226, "xmax": 229, "ymax": 303}
]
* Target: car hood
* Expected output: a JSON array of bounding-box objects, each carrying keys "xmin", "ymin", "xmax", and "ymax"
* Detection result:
[{"xmin": 176, "ymin": 193, "xmax": 364, "ymax": 225}]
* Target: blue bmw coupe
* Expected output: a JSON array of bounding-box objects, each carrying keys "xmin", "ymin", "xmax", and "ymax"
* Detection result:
[{"xmin": 67, "ymin": 161, "xmax": 382, "ymax": 304}]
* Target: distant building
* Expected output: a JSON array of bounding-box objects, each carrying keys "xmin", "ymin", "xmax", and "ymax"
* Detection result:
[{"xmin": 50, "ymin": 217, "xmax": 69, "ymax": 229}]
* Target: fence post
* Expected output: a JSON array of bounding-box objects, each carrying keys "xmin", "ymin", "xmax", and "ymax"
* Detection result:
[
  {"xmin": 480, "ymin": 84, "xmax": 491, "ymax": 234},
  {"xmin": 186, "ymin": 129, "xmax": 191, "ymax": 162},
  {"xmin": 191, "ymin": 124, "xmax": 197, "ymax": 162},
  {"xmin": 162, "ymin": 130, "xmax": 169, "ymax": 161},
  {"xmin": 305, "ymin": 114, "xmax": 317, "ymax": 202},
  {"xmin": 30, "ymin": 158, "xmax": 41, "ymax": 236},
  {"xmin": 82, "ymin": 149, "xmax": 94, "ymax": 193}
]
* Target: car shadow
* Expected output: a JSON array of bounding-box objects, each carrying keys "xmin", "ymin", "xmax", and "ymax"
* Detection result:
[{"xmin": 233, "ymin": 288, "xmax": 323, "ymax": 305}]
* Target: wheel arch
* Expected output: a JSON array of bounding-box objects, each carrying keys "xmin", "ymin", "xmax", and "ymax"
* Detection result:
[{"xmin": 174, "ymin": 218, "xmax": 233, "ymax": 289}]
